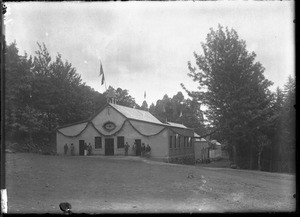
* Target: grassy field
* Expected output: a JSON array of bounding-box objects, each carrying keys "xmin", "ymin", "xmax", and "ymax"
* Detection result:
[{"xmin": 5, "ymin": 153, "xmax": 296, "ymax": 213}]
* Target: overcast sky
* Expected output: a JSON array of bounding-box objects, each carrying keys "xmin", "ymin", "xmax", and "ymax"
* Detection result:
[{"xmin": 4, "ymin": 1, "xmax": 294, "ymax": 106}]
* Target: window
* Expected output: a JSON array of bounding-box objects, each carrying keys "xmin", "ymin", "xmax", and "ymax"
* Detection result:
[
  {"xmin": 178, "ymin": 136, "xmax": 181, "ymax": 149},
  {"xmin": 117, "ymin": 136, "xmax": 124, "ymax": 148},
  {"xmin": 169, "ymin": 136, "xmax": 172, "ymax": 149},
  {"xmin": 174, "ymin": 136, "xmax": 176, "ymax": 148},
  {"xmin": 184, "ymin": 137, "xmax": 186, "ymax": 147},
  {"xmin": 95, "ymin": 137, "xmax": 102, "ymax": 149}
]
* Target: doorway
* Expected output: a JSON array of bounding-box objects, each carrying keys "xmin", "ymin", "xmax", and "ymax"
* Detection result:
[
  {"xmin": 135, "ymin": 139, "xmax": 141, "ymax": 156},
  {"xmin": 79, "ymin": 140, "xmax": 85, "ymax": 156},
  {"xmin": 105, "ymin": 138, "xmax": 114, "ymax": 156}
]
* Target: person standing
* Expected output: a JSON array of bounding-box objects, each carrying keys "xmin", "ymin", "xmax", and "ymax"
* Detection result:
[
  {"xmin": 88, "ymin": 143, "xmax": 92, "ymax": 156},
  {"xmin": 84, "ymin": 142, "xmax": 88, "ymax": 156},
  {"xmin": 132, "ymin": 142, "xmax": 136, "ymax": 155},
  {"xmin": 70, "ymin": 143, "xmax": 75, "ymax": 156},
  {"xmin": 125, "ymin": 142, "xmax": 129, "ymax": 156},
  {"xmin": 141, "ymin": 143, "xmax": 145, "ymax": 157},
  {"xmin": 146, "ymin": 144, "xmax": 151, "ymax": 158},
  {"xmin": 64, "ymin": 144, "xmax": 68, "ymax": 155}
]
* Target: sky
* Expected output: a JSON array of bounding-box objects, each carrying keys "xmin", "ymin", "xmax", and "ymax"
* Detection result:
[{"xmin": 4, "ymin": 1, "xmax": 294, "ymax": 106}]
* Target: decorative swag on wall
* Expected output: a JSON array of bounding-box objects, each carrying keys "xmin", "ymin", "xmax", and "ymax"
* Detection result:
[{"xmin": 57, "ymin": 119, "xmax": 193, "ymax": 138}]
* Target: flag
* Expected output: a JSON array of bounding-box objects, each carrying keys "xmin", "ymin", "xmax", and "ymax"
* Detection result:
[
  {"xmin": 144, "ymin": 91, "xmax": 146, "ymax": 99},
  {"xmin": 101, "ymin": 73, "xmax": 105, "ymax": 85},
  {"xmin": 99, "ymin": 63, "xmax": 104, "ymax": 77},
  {"xmin": 99, "ymin": 62, "xmax": 105, "ymax": 86}
]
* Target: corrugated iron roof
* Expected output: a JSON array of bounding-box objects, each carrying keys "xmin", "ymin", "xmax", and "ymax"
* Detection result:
[
  {"xmin": 109, "ymin": 103, "xmax": 163, "ymax": 125},
  {"xmin": 194, "ymin": 132, "xmax": 207, "ymax": 142},
  {"xmin": 167, "ymin": 122, "xmax": 187, "ymax": 129}
]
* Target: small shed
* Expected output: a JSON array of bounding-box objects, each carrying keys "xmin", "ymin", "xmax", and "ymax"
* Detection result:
[
  {"xmin": 209, "ymin": 140, "xmax": 222, "ymax": 160},
  {"xmin": 194, "ymin": 133, "xmax": 210, "ymax": 163}
]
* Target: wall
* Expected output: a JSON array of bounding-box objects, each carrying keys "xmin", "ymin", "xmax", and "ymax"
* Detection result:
[
  {"xmin": 194, "ymin": 140, "xmax": 209, "ymax": 161},
  {"xmin": 117, "ymin": 120, "xmax": 169, "ymax": 160},
  {"xmin": 209, "ymin": 146, "xmax": 222, "ymax": 159},
  {"xmin": 57, "ymin": 123, "xmax": 101, "ymax": 155},
  {"xmin": 167, "ymin": 129, "xmax": 195, "ymax": 164}
]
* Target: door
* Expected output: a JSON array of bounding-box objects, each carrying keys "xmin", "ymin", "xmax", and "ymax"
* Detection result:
[
  {"xmin": 135, "ymin": 139, "xmax": 141, "ymax": 156},
  {"xmin": 105, "ymin": 138, "xmax": 114, "ymax": 156},
  {"xmin": 79, "ymin": 140, "xmax": 85, "ymax": 156}
]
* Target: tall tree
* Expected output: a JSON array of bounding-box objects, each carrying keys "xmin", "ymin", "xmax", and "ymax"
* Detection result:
[
  {"xmin": 279, "ymin": 76, "xmax": 295, "ymax": 172},
  {"xmin": 5, "ymin": 42, "xmax": 106, "ymax": 150},
  {"xmin": 5, "ymin": 42, "xmax": 36, "ymax": 143},
  {"xmin": 149, "ymin": 92, "xmax": 206, "ymax": 135},
  {"xmin": 104, "ymin": 86, "xmax": 138, "ymax": 108},
  {"xmin": 140, "ymin": 100, "xmax": 149, "ymax": 111},
  {"xmin": 182, "ymin": 25, "xmax": 273, "ymax": 168}
]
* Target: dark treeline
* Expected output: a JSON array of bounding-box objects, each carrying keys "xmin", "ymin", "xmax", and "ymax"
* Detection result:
[
  {"xmin": 182, "ymin": 25, "xmax": 295, "ymax": 173},
  {"xmin": 4, "ymin": 42, "xmax": 106, "ymax": 151}
]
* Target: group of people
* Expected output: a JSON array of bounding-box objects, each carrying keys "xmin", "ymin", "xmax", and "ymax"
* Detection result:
[
  {"xmin": 64, "ymin": 141, "xmax": 151, "ymax": 157},
  {"xmin": 64, "ymin": 143, "xmax": 92, "ymax": 156},
  {"xmin": 64, "ymin": 143, "xmax": 75, "ymax": 156},
  {"xmin": 131, "ymin": 142, "xmax": 151, "ymax": 158},
  {"xmin": 84, "ymin": 143, "xmax": 92, "ymax": 156},
  {"xmin": 141, "ymin": 143, "xmax": 151, "ymax": 158}
]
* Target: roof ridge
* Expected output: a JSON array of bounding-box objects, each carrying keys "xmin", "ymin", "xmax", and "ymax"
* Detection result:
[{"xmin": 109, "ymin": 103, "xmax": 163, "ymax": 124}]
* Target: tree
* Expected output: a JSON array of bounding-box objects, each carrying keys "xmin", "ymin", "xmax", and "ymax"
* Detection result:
[
  {"xmin": 256, "ymin": 133, "xmax": 271, "ymax": 171},
  {"xmin": 5, "ymin": 42, "xmax": 36, "ymax": 143},
  {"xmin": 279, "ymin": 76, "xmax": 295, "ymax": 172},
  {"xmin": 182, "ymin": 25, "xmax": 273, "ymax": 168},
  {"xmin": 140, "ymin": 100, "xmax": 149, "ymax": 111},
  {"xmin": 5, "ymin": 42, "xmax": 106, "ymax": 151},
  {"xmin": 104, "ymin": 86, "xmax": 138, "ymax": 108},
  {"xmin": 148, "ymin": 92, "xmax": 206, "ymax": 135}
]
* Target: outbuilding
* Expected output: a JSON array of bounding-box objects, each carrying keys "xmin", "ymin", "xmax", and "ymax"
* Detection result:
[
  {"xmin": 56, "ymin": 91, "xmax": 195, "ymax": 163},
  {"xmin": 194, "ymin": 133, "xmax": 210, "ymax": 163}
]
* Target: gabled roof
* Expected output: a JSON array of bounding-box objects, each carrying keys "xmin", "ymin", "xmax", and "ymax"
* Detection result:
[
  {"xmin": 167, "ymin": 122, "xmax": 187, "ymax": 129},
  {"xmin": 109, "ymin": 103, "xmax": 162, "ymax": 125},
  {"xmin": 57, "ymin": 102, "xmax": 191, "ymax": 130}
]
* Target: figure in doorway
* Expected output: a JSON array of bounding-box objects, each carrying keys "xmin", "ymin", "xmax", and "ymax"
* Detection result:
[
  {"xmin": 88, "ymin": 143, "xmax": 92, "ymax": 156},
  {"xmin": 141, "ymin": 143, "xmax": 145, "ymax": 157},
  {"xmin": 125, "ymin": 142, "xmax": 129, "ymax": 156},
  {"xmin": 70, "ymin": 143, "xmax": 75, "ymax": 156},
  {"xmin": 132, "ymin": 142, "xmax": 136, "ymax": 155},
  {"xmin": 84, "ymin": 142, "xmax": 88, "ymax": 156},
  {"xmin": 64, "ymin": 144, "xmax": 68, "ymax": 155},
  {"xmin": 145, "ymin": 144, "xmax": 151, "ymax": 158}
]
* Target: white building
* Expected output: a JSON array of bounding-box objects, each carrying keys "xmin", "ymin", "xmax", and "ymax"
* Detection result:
[{"xmin": 56, "ymin": 90, "xmax": 195, "ymax": 163}]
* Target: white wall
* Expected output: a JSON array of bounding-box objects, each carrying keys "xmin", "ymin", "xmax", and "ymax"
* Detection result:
[{"xmin": 194, "ymin": 141, "xmax": 209, "ymax": 160}]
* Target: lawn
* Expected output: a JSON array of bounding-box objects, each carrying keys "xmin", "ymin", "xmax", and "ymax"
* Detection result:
[{"xmin": 5, "ymin": 153, "xmax": 296, "ymax": 213}]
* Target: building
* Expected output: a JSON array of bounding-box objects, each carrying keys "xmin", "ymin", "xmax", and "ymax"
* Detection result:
[
  {"xmin": 194, "ymin": 133, "xmax": 210, "ymax": 163},
  {"xmin": 56, "ymin": 90, "xmax": 195, "ymax": 163},
  {"xmin": 208, "ymin": 140, "xmax": 222, "ymax": 160}
]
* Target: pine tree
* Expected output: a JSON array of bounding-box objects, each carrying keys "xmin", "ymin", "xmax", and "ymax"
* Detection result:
[{"xmin": 182, "ymin": 25, "xmax": 273, "ymax": 168}]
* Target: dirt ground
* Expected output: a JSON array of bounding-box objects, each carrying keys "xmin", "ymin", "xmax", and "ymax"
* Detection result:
[{"xmin": 5, "ymin": 153, "xmax": 296, "ymax": 213}]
